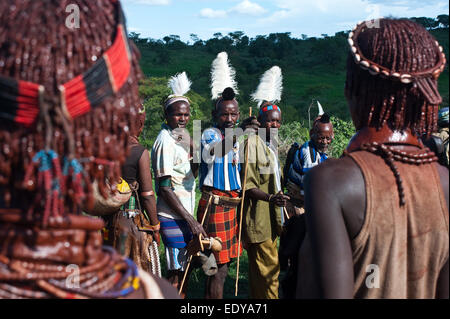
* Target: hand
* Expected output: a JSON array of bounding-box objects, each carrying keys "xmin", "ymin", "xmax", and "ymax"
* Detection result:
[
  {"xmin": 188, "ymin": 218, "xmax": 208, "ymax": 238},
  {"xmin": 172, "ymin": 127, "xmax": 192, "ymax": 149},
  {"xmin": 240, "ymin": 116, "xmax": 260, "ymax": 133},
  {"xmin": 269, "ymin": 191, "xmax": 290, "ymax": 207}
]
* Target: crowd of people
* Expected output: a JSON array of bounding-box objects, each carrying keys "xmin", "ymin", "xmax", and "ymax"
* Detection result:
[{"xmin": 0, "ymin": 0, "xmax": 448, "ymax": 300}]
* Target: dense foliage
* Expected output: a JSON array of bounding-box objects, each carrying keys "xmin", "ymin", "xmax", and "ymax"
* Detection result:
[{"xmin": 136, "ymin": 15, "xmax": 448, "ymax": 159}]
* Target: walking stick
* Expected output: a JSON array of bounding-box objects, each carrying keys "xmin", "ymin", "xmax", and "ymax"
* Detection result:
[
  {"xmin": 178, "ymin": 195, "xmax": 213, "ymax": 295},
  {"xmin": 235, "ymin": 107, "xmax": 252, "ymax": 296}
]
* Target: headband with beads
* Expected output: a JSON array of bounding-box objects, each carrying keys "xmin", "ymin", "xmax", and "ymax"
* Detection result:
[
  {"xmin": 251, "ymin": 66, "xmax": 283, "ymax": 115},
  {"xmin": 347, "ymin": 20, "xmax": 446, "ymax": 104},
  {"xmin": 0, "ymin": 0, "xmax": 132, "ymax": 126}
]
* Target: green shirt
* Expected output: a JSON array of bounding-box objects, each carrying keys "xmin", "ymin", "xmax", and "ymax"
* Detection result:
[{"xmin": 241, "ymin": 134, "xmax": 283, "ymax": 244}]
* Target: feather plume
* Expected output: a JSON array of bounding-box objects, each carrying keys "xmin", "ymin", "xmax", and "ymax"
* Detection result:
[
  {"xmin": 210, "ymin": 52, "xmax": 238, "ymax": 100},
  {"xmin": 251, "ymin": 66, "xmax": 283, "ymax": 107},
  {"xmin": 168, "ymin": 72, "xmax": 192, "ymax": 97},
  {"xmin": 317, "ymin": 101, "xmax": 325, "ymax": 116}
]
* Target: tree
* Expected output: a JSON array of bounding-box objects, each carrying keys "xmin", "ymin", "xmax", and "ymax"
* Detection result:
[
  {"xmin": 410, "ymin": 17, "xmax": 438, "ymax": 30},
  {"xmin": 437, "ymin": 14, "xmax": 449, "ymax": 28},
  {"xmin": 301, "ymin": 34, "xmax": 308, "ymax": 40},
  {"xmin": 190, "ymin": 33, "xmax": 200, "ymax": 43},
  {"xmin": 228, "ymin": 31, "xmax": 246, "ymax": 46},
  {"xmin": 129, "ymin": 32, "xmax": 141, "ymax": 41}
]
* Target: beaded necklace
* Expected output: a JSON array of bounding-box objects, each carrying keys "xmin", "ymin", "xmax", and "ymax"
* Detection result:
[
  {"xmin": 0, "ymin": 1, "xmax": 131, "ymax": 126},
  {"xmin": 344, "ymin": 126, "xmax": 438, "ymax": 206},
  {"xmin": 0, "ymin": 213, "xmax": 141, "ymax": 299}
]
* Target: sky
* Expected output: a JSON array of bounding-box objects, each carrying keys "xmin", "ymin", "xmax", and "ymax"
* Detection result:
[{"xmin": 121, "ymin": 0, "xmax": 449, "ymax": 42}]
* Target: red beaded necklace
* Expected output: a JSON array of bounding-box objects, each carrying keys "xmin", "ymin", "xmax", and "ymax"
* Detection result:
[{"xmin": 0, "ymin": 0, "xmax": 132, "ymax": 127}]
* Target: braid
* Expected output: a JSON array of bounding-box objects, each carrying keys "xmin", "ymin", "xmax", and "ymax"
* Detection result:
[
  {"xmin": 0, "ymin": 0, "xmax": 143, "ymax": 217},
  {"xmin": 0, "ymin": 0, "xmax": 146, "ymax": 299},
  {"xmin": 346, "ymin": 19, "xmax": 443, "ymax": 135},
  {"xmin": 345, "ymin": 18, "xmax": 443, "ymax": 207}
]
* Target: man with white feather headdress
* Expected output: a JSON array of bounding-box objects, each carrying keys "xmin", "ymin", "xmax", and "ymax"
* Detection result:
[
  {"xmin": 196, "ymin": 52, "xmax": 258, "ymax": 299},
  {"xmin": 151, "ymin": 72, "xmax": 207, "ymax": 298},
  {"xmin": 241, "ymin": 66, "xmax": 290, "ymax": 299}
]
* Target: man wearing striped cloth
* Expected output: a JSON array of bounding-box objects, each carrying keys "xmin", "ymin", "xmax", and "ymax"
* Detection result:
[
  {"xmin": 152, "ymin": 73, "xmax": 207, "ymax": 298},
  {"xmin": 197, "ymin": 86, "xmax": 245, "ymax": 299},
  {"xmin": 280, "ymin": 113, "xmax": 334, "ymax": 298}
]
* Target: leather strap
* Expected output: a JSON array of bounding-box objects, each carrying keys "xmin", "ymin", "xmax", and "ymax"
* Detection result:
[{"xmin": 201, "ymin": 192, "xmax": 241, "ymax": 208}]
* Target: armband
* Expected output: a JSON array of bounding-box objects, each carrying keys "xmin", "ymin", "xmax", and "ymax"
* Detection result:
[{"xmin": 159, "ymin": 178, "xmax": 172, "ymax": 188}]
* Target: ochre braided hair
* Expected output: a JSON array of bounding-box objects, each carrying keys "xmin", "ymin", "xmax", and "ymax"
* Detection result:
[
  {"xmin": 345, "ymin": 18, "xmax": 445, "ymax": 137},
  {"xmin": 0, "ymin": 0, "xmax": 143, "ymax": 217},
  {"xmin": 344, "ymin": 18, "xmax": 445, "ymax": 206},
  {"xmin": 0, "ymin": 0, "xmax": 149, "ymax": 299}
]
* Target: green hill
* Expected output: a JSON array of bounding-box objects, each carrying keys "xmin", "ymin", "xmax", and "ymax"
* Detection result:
[
  {"xmin": 133, "ymin": 23, "xmax": 448, "ymax": 124},
  {"xmin": 133, "ymin": 18, "xmax": 449, "ymax": 158}
]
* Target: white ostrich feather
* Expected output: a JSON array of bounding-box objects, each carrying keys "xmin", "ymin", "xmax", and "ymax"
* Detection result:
[
  {"xmin": 168, "ymin": 71, "xmax": 192, "ymax": 97},
  {"xmin": 251, "ymin": 66, "xmax": 283, "ymax": 107},
  {"xmin": 210, "ymin": 52, "xmax": 238, "ymax": 100}
]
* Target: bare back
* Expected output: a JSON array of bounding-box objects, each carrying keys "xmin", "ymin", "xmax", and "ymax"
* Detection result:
[{"xmin": 297, "ymin": 153, "xmax": 449, "ymax": 298}]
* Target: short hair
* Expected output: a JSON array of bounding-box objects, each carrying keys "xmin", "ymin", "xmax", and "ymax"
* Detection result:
[{"xmin": 313, "ymin": 113, "xmax": 331, "ymax": 128}]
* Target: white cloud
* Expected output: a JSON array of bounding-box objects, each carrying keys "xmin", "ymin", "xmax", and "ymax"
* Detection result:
[
  {"xmin": 200, "ymin": 0, "xmax": 267, "ymax": 19},
  {"xmin": 128, "ymin": 27, "xmax": 142, "ymax": 32},
  {"xmin": 231, "ymin": 0, "xmax": 267, "ymax": 16},
  {"xmin": 124, "ymin": 0, "xmax": 171, "ymax": 5},
  {"xmin": 200, "ymin": 8, "xmax": 228, "ymax": 19}
]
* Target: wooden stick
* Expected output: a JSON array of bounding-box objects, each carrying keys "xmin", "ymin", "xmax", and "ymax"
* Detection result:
[
  {"xmin": 235, "ymin": 107, "xmax": 252, "ymax": 296},
  {"xmin": 283, "ymin": 207, "xmax": 290, "ymax": 221},
  {"xmin": 178, "ymin": 195, "xmax": 213, "ymax": 295}
]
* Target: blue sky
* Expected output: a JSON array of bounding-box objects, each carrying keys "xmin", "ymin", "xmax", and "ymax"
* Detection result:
[{"xmin": 121, "ymin": 0, "xmax": 449, "ymax": 42}]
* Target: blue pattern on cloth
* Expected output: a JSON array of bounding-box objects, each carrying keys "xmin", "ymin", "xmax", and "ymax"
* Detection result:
[
  {"xmin": 288, "ymin": 140, "xmax": 328, "ymax": 193},
  {"xmin": 199, "ymin": 127, "xmax": 241, "ymax": 191},
  {"xmin": 159, "ymin": 216, "xmax": 193, "ymax": 248}
]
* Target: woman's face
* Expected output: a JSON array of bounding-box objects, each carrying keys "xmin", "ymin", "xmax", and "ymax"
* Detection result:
[{"xmin": 165, "ymin": 101, "xmax": 191, "ymax": 130}]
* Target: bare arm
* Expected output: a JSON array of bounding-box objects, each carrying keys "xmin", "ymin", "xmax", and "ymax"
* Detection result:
[
  {"xmin": 303, "ymin": 159, "xmax": 357, "ymax": 298},
  {"xmin": 158, "ymin": 177, "xmax": 206, "ymax": 238},
  {"xmin": 436, "ymin": 163, "xmax": 449, "ymax": 299},
  {"xmin": 247, "ymin": 188, "xmax": 289, "ymax": 207},
  {"xmin": 137, "ymin": 150, "xmax": 158, "ymax": 226},
  {"xmin": 436, "ymin": 257, "xmax": 449, "ymax": 299}
]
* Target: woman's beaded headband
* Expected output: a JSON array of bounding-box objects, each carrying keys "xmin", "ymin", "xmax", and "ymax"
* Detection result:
[{"xmin": 0, "ymin": 1, "xmax": 132, "ymax": 126}]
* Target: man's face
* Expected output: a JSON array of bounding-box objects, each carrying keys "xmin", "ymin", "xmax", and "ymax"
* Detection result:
[
  {"xmin": 260, "ymin": 109, "xmax": 282, "ymax": 134},
  {"xmin": 215, "ymin": 100, "xmax": 240, "ymax": 129},
  {"xmin": 165, "ymin": 101, "xmax": 191, "ymax": 129},
  {"xmin": 312, "ymin": 122, "xmax": 334, "ymax": 153}
]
